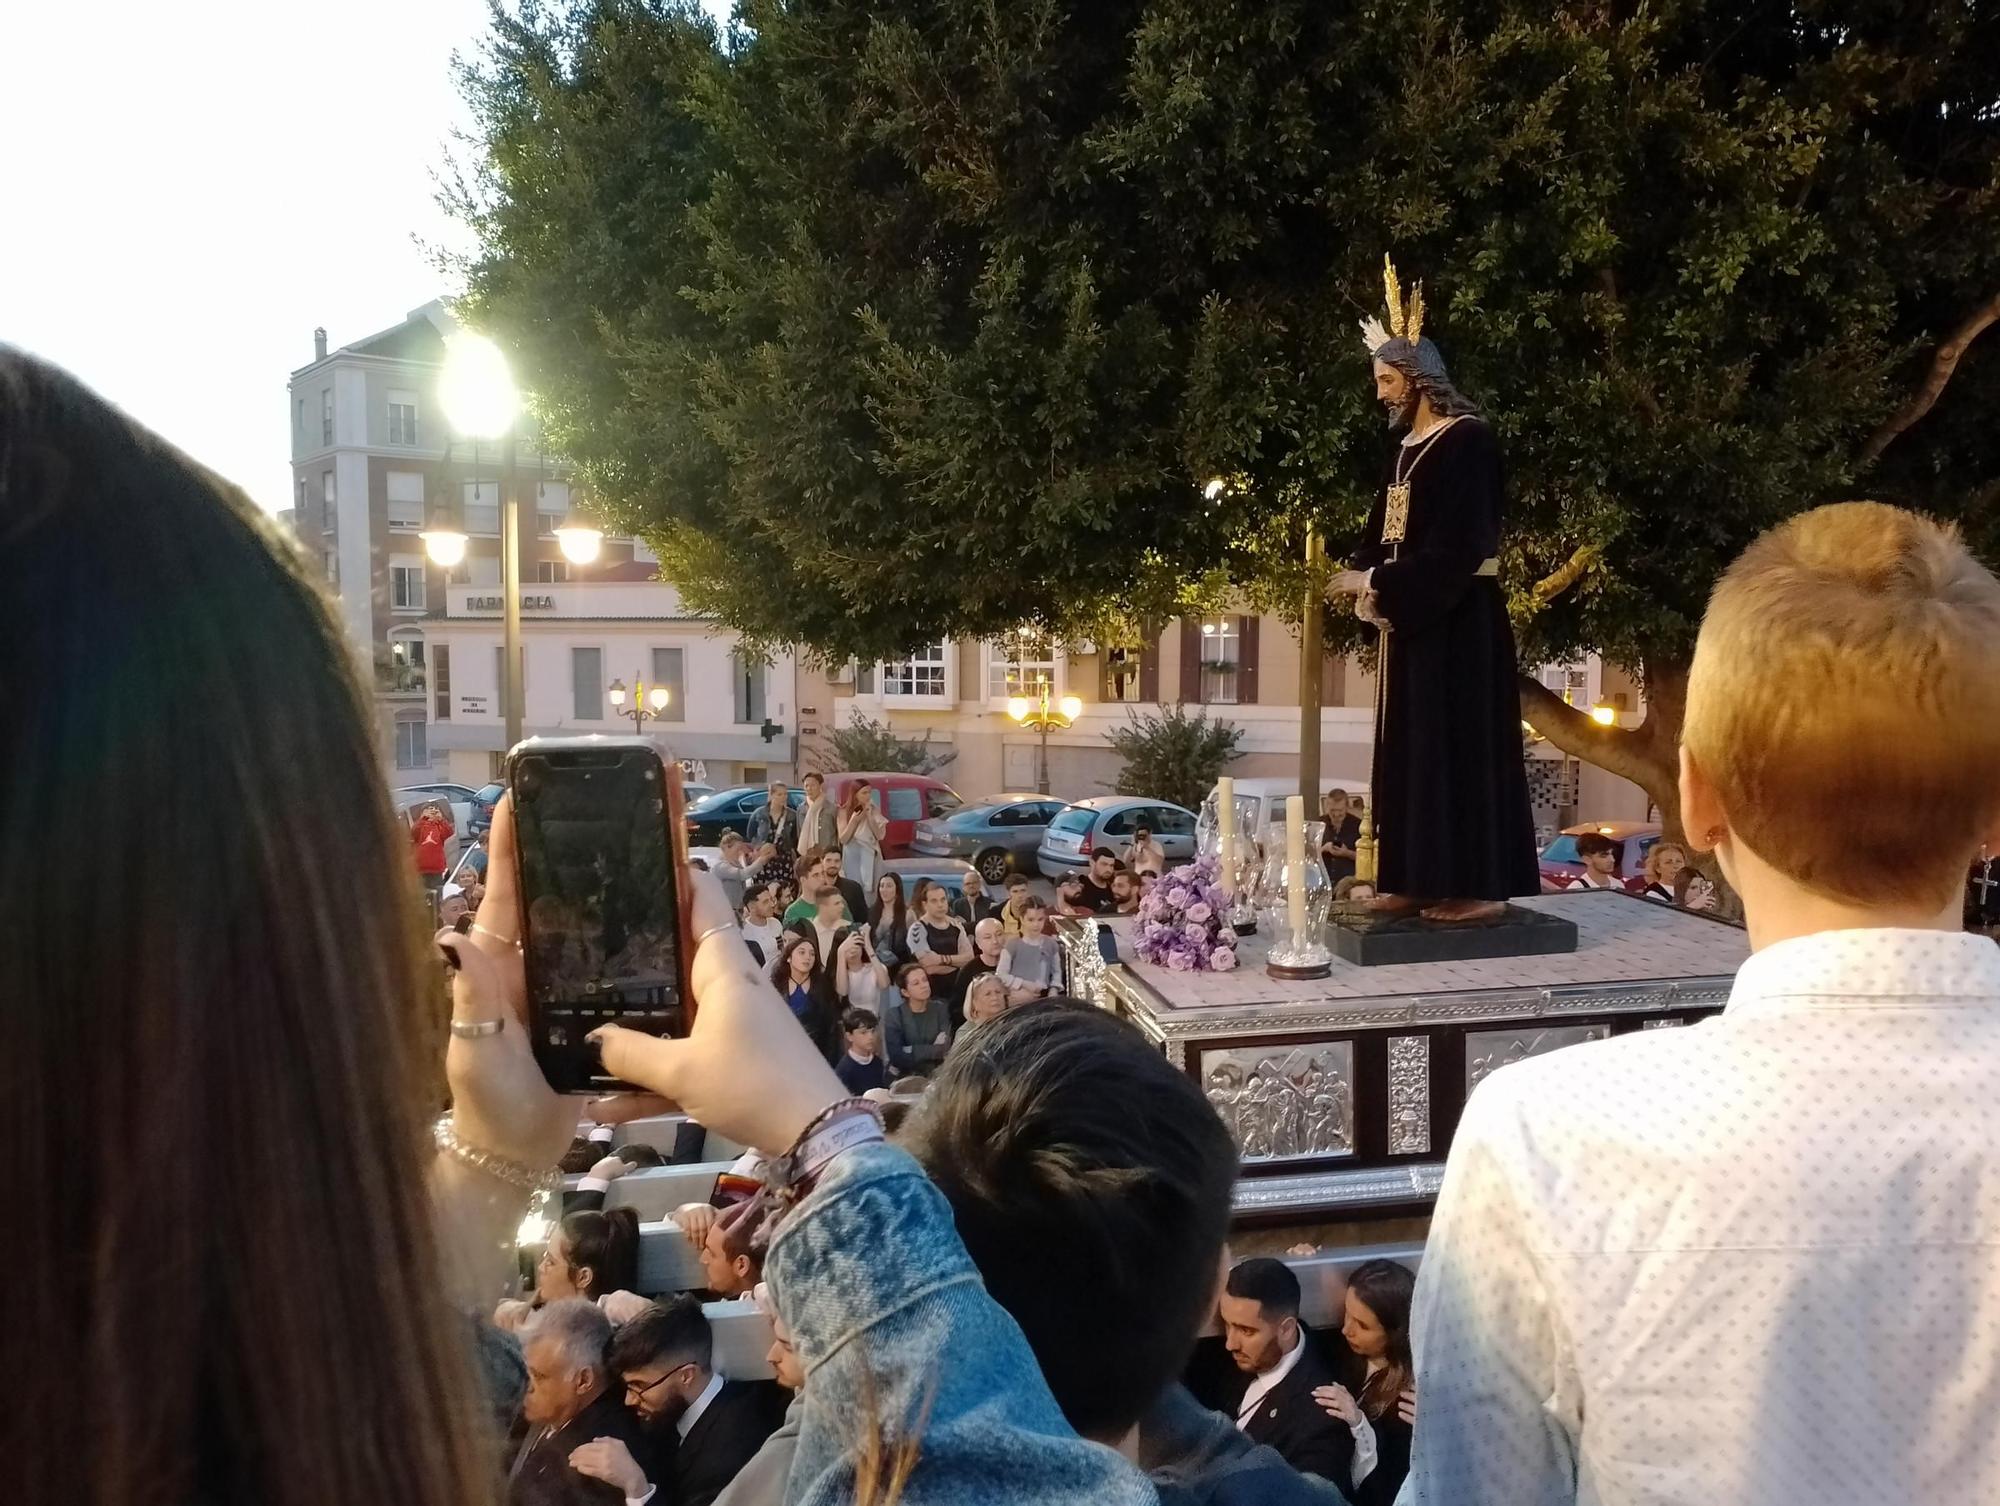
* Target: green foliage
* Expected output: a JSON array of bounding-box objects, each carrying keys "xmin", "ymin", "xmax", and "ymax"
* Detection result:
[
  {"xmin": 819, "ymin": 711, "xmax": 956, "ymax": 776},
  {"xmin": 453, "ymin": 0, "xmax": 2000, "ymax": 682},
  {"xmin": 1107, "ymin": 705, "xmax": 1244, "ymax": 812}
]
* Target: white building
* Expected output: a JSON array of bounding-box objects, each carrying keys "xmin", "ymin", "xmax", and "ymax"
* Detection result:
[{"xmin": 422, "ymin": 574, "xmax": 801, "ymax": 789}]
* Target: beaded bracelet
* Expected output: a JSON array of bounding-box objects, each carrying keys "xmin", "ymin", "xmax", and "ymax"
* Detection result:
[{"xmin": 434, "ymin": 1118, "xmax": 564, "ymax": 1196}]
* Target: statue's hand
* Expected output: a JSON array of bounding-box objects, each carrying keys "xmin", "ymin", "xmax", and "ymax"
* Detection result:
[{"xmin": 1327, "ymin": 569, "xmax": 1369, "ymax": 597}]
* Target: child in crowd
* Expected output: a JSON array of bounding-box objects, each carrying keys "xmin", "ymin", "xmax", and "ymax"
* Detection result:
[
  {"xmin": 834, "ymin": 1008, "xmax": 888, "ymax": 1094},
  {"xmin": 997, "ymin": 898, "xmax": 1063, "ymax": 1006}
]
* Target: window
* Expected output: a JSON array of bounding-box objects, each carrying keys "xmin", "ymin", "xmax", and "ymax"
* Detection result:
[
  {"xmin": 1051, "ymin": 808, "xmax": 1096, "ymax": 836},
  {"xmin": 386, "ymin": 471, "xmax": 425, "ymax": 529},
  {"xmin": 394, "ymin": 716, "xmax": 427, "ymax": 769},
  {"xmin": 732, "ymin": 649, "xmax": 767, "ymax": 725},
  {"xmin": 1102, "ymin": 645, "xmax": 1143, "ymax": 703},
  {"xmin": 854, "ymin": 663, "xmax": 875, "ymax": 694},
  {"xmin": 883, "ymin": 642, "xmax": 947, "ymax": 700},
  {"xmin": 321, "ymin": 470, "xmax": 336, "ymax": 532},
  {"xmin": 434, "ymin": 644, "xmax": 452, "ymax": 721},
  {"xmin": 651, "ymin": 647, "xmax": 686, "ymax": 723},
  {"xmin": 989, "ymin": 633, "xmax": 1055, "ymax": 700},
  {"xmin": 321, "ymin": 388, "xmax": 333, "ymax": 445},
  {"xmin": 387, "ymin": 390, "xmax": 419, "ymax": 446},
  {"xmin": 572, "ymin": 647, "xmax": 603, "ymax": 722},
  {"xmin": 885, "ymin": 787, "xmax": 923, "ymax": 821},
  {"xmin": 535, "ymin": 560, "xmax": 570, "ymax": 584},
  {"xmin": 1152, "ymin": 806, "xmax": 1195, "ymax": 836},
  {"xmin": 1541, "ymin": 663, "xmax": 1589, "ymax": 706},
  {"xmin": 536, "ymin": 480, "xmax": 570, "ymax": 535},
  {"xmin": 295, "ymin": 397, "xmax": 304, "ymax": 440},
  {"xmin": 390, "ymin": 562, "xmax": 426, "ymax": 611},
  {"xmin": 926, "ymin": 788, "xmax": 962, "ymax": 817},
  {"xmin": 740, "ymin": 765, "xmax": 767, "ymax": 786},
  {"xmin": 1198, "ymin": 618, "xmax": 1240, "ymax": 704},
  {"xmin": 324, "ymin": 551, "xmax": 339, "ymax": 587},
  {"xmin": 463, "ymin": 481, "xmax": 499, "ymax": 535}
]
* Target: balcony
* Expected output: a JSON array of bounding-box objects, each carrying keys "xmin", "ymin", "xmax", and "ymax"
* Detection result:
[{"xmin": 374, "ymin": 647, "xmax": 427, "ymax": 696}]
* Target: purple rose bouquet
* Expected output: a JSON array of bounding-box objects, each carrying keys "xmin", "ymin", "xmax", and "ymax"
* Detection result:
[{"xmin": 1133, "ymin": 853, "xmax": 1239, "ymax": 973}]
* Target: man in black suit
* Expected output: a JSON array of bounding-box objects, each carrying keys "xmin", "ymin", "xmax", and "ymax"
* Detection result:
[
  {"xmin": 509, "ymin": 1300, "xmax": 662, "ymax": 1506},
  {"xmin": 596, "ymin": 1296, "xmax": 786, "ymax": 1506},
  {"xmin": 1218, "ymin": 1258, "xmax": 1358, "ymax": 1490}
]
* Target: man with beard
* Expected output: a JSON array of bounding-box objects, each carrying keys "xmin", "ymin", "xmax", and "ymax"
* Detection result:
[{"xmin": 1325, "ymin": 257, "xmax": 1539, "ymax": 921}]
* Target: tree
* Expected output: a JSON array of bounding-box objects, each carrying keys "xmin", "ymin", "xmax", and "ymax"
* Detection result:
[
  {"xmin": 818, "ymin": 711, "xmax": 956, "ymax": 776},
  {"xmin": 1108, "ymin": 705, "xmax": 1245, "ymax": 813},
  {"xmin": 453, "ymin": 0, "xmax": 2000, "ymax": 837}
]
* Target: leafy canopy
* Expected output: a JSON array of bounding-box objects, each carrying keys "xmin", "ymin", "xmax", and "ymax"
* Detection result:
[{"xmin": 453, "ymin": 0, "xmax": 2000, "ymax": 674}]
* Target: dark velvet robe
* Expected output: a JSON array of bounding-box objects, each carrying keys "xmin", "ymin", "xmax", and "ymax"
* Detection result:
[{"xmin": 1349, "ymin": 417, "xmax": 1539, "ymax": 901}]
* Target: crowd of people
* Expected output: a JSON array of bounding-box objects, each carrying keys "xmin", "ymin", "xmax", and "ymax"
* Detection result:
[{"xmin": 18, "ymin": 346, "xmax": 2000, "ymax": 1506}]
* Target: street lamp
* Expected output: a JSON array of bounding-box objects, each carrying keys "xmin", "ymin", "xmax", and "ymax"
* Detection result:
[
  {"xmin": 555, "ymin": 495, "xmax": 604, "ymax": 566},
  {"xmin": 435, "ymin": 332, "xmax": 525, "ymax": 751},
  {"xmin": 1590, "ymin": 702, "xmax": 1618, "ymax": 727},
  {"xmin": 1006, "ymin": 679, "xmax": 1084, "ymax": 796},
  {"xmin": 608, "ymin": 677, "xmax": 673, "ymax": 734}
]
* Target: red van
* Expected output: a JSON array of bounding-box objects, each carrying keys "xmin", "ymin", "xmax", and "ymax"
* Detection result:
[{"xmin": 822, "ymin": 772, "xmax": 962, "ymax": 858}]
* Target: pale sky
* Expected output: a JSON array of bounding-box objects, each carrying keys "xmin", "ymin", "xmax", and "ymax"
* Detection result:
[{"xmin": 0, "ymin": 1, "xmax": 728, "ymax": 513}]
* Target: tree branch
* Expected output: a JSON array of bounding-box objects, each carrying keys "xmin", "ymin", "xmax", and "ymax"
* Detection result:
[
  {"xmin": 1859, "ymin": 289, "xmax": 2000, "ymax": 468},
  {"xmin": 1517, "ymin": 673, "xmax": 1675, "ymax": 800},
  {"xmin": 1530, "ymin": 544, "xmax": 1602, "ymax": 606}
]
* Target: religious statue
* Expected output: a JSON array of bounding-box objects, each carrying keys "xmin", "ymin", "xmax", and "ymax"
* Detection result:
[{"xmin": 1326, "ymin": 256, "xmax": 1541, "ymax": 922}]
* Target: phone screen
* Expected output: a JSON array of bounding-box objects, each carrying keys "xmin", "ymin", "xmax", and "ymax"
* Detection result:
[{"xmin": 512, "ymin": 744, "xmax": 685, "ymax": 1090}]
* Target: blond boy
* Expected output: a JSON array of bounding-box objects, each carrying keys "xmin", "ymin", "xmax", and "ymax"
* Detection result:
[{"xmin": 1404, "ymin": 504, "xmax": 2000, "ymax": 1506}]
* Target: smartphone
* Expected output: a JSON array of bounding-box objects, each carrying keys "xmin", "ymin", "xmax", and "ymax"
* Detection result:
[{"xmin": 508, "ymin": 736, "xmax": 694, "ymax": 1092}]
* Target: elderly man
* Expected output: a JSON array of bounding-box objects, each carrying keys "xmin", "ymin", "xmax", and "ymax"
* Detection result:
[{"xmin": 510, "ymin": 1299, "xmax": 660, "ymax": 1506}]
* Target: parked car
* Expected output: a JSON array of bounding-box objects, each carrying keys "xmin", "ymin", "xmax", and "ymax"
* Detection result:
[
  {"xmin": 467, "ymin": 781, "xmax": 504, "ymax": 837},
  {"xmin": 683, "ymin": 784, "xmax": 805, "ymax": 846},
  {"xmin": 1209, "ymin": 776, "xmax": 1373, "ymax": 850},
  {"xmin": 1036, "ymin": 796, "xmax": 1198, "ymax": 878},
  {"xmin": 879, "ymin": 856, "xmax": 978, "ymax": 907},
  {"xmin": 911, "ymin": 793, "xmax": 1067, "ymax": 882},
  {"xmin": 1537, "ymin": 821, "xmax": 1661, "ymax": 893},
  {"xmin": 680, "ymin": 783, "xmax": 716, "ymax": 806},
  {"xmin": 819, "ymin": 772, "xmax": 962, "ymax": 858}
]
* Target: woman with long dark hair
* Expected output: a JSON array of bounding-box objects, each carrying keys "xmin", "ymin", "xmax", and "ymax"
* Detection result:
[
  {"xmin": 1314, "ymin": 1257, "xmax": 1418, "ymax": 1505},
  {"xmin": 4, "ymin": 348, "xmax": 1169, "ymax": 1506},
  {"xmin": 868, "ymin": 872, "xmax": 913, "ymax": 965},
  {"xmin": 770, "ymin": 931, "xmax": 839, "ymax": 1060},
  {"xmin": 2, "ymin": 350, "xmax": 576, "ymax": 1504}
]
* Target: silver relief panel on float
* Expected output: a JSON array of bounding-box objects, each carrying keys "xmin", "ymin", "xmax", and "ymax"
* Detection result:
[
  {"xmin": 1387, "ymin": 1034, "xmax": 1431, "ymax": 1155},
  {"xmin": 1203, "ymin": 1042, "xmax": 1356, "ymax": 1163},
  {"xmin": 1464, "ymin": 1023, "xmax": 1610, "ymax": 1094}
]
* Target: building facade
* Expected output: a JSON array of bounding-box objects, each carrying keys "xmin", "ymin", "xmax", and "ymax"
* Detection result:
[
  {"xmin": 800, "ymin": 622, "xmax": 1652, "ymax": 833},
  {"xmin": 422, "ymin": 578, "xmax": 800, "ymax": 789},
  {"xmin": 288, "ymin": 302, "xmax": 646, "ymax": 785}
]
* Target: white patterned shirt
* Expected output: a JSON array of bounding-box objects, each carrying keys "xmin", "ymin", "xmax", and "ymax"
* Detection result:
[{"xmin": 1404, "ymin": 927, "xmax": 2000, "ymax": 1506}]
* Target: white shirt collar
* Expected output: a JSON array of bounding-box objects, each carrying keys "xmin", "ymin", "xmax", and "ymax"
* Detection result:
[
  {"xmin": 1727, "ymin": 927, "xmax": 2000, "ymax": 1020},
  {"xmin": 677, "ymin": 1370, "xmax": 725, "ymax": 1439},
  {"xmin": 1237, "ymin": 1326, "xmax": 1307, "ymax": 1424}
]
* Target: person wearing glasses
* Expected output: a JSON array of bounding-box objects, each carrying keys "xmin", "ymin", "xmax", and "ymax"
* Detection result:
[{"xmin": 583, "ymin": 1296, "xmax": 787, "ymax": 1506}]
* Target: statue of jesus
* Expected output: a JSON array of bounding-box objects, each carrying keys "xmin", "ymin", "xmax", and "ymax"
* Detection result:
[{"xmin": 1325, "ymin": 259, "xmax": 1539, "ymax": 922}]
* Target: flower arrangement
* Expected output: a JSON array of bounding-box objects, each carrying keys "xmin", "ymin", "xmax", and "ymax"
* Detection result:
[{"xmin": 1133, "ymin": 853, "xmax": 1239, "ymax": 973}]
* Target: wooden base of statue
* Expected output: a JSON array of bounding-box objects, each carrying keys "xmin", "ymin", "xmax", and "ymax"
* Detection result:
[{"xmin": 1328, "ymin": 902, "xmax": 1578, "ymax": 967}]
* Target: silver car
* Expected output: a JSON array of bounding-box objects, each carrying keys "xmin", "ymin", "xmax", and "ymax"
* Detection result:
[
  {"xmin": 910, "ymin": 793, "xmax": 1068, "ymax": 883},
  {"xmin": 1034, "ymin": 796, "xmax": 1198, "ymax": 878}
]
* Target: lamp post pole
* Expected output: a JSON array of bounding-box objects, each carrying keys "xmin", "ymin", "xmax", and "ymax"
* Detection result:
[{"xmin": 502, "ymin": 429, "xmax": 523, "ymax": 751}]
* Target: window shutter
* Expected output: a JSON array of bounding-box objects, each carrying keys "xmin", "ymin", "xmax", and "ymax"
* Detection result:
[
  {"xmin": 1178, "ymin": 619, "xmax": 1201, "ymax": 703},
  {"xmin": 1139, "ymin": 634, "xmax": 1160, "ymax": 703},
  {"xmin": 1239, "ymin": 615, "xmax": 1261, "ymax": 704},
  {"xmin": 1321, "ymin": 650, "xmax": 1344, "ymax": 706}
]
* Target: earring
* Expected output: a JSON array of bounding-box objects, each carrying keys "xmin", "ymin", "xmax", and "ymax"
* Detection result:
[{"xmin": 1705, "ymin": 826, "xmax": 1725, "ymax": 848}]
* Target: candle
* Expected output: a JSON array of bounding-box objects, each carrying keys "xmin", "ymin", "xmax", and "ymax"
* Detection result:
[
  {"xmin": 1216, "ymin": 777, "xmax": 1235, "ymax": 873},
  {"xmin": 1285, "ymin": 794, "xmax": 1307, "ymax": 940}
]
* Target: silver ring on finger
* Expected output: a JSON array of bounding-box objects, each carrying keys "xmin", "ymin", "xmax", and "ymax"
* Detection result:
[{"xmin": 449, "ymin": 1017, "xmax": 506, "ymax": 1039}]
